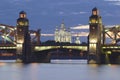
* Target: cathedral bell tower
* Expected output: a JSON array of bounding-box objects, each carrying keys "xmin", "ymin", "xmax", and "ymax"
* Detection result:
[
  {"xmin": 16, "ymin": 11, "xmax": 31, "ymax": 62},
  {"xmin": 88, "ymin": 7, "xmax": 103, "ymax": 64}
]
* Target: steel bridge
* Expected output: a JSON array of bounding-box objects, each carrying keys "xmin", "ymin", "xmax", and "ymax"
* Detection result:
[
  {"xmin": 0, "ymin": 24, "xmax": 40, "ymax": 45},
  {"xmin": 103, "ymin": 25, "xmax": 120, "ymax": 44},
  {"xmin": 1, "ymin": 24, "xmax": 120, "ymax": 45},
  {"xmin": 0, "ymin": 23, "xmax": 88, "ymax": 61},
  {"xmin": 0, "ymin": 8, "xmax": 120, "ymax": 64},
  {"xmin": 0, "ymin": 23, "xmax": 41, "ymax": 60},
  {"xmin": 1, "ymin": 23, "xmax": 120, "ymax": 63}
]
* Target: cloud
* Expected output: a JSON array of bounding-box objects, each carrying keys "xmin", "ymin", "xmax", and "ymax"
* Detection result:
[
  {"xmin": 104, "ymin": 0, "xmax": 120, "ymax": 5},
  {"xmin": 59, "ymin": 11, "xmax": 64, "ymax": 15},
  {"xmin": 40, "ymin": 11, "xmax": 48, "ymax": 15},
  {"xmin": 70, "ymin": 25, "xmax": 89, "ymax": 30},
  {"xmin": 57, "ymin": 2, "xmax": 81, "ymax": 6},
  {"xmin": 41, "ymin": 33, "xmax": 54, "ymax": 37},
  {"xmin": 105, "ymin": 25, "xmax": 116, "ymax": 28},
  {"xmin": 41, "ymin": 24, "xmax": 116, "ymax": 37},
  {"xmin": 72, "ymin": 32, "xmax": 89, "ymax": 37},
  {"xmin": 71, "ymin": 12, "xmax": 80, "ymax": 15},
  {"xmin": 79, "ymin": 12, "xmax": 87, "ymax": 14},
  {"xmin": 105, "ymin": 0, "xmax": 120, "ymax": 1},
  {"xmin": 112, "ymin": 2, "xmax": 120, "ymax": 5},
  {"xmin": 41, "ymin": 32, "xmax": 89, "ymax": 37},
  {"xmin": 58, "ymin": 11, "xmax": 87, "ymax": 16},
  {"xmin": 104, "ymin": 13, "xmax": 115, "ymax": 17},
  {"xmin": 71, "ymin": 11, "xmax": 87, "ymax": 15},
  {"xmin": 12, "ymin": 0, "xmax": 32, "ymax": 2},
  {"xmin": 8, "ymin": 0, "xmax": 32, "ymax": 5}
]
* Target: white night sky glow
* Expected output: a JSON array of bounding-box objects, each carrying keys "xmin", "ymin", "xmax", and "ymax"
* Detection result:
[{"xmin": 0, "ymin": 0, "xmax": 120, "ymax": 42}]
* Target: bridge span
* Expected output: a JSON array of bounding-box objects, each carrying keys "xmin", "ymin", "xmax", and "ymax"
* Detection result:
[
  {"xmin": 34, "ymin": 45, "xmax": 87, "ymax": 51},
  {"xmin": 0, "ymin": 8, "xmax": 120, "ymax": 64},
  {"xmin": 0, "ymin": 43, "xmax": 120, "ymax": 64}
]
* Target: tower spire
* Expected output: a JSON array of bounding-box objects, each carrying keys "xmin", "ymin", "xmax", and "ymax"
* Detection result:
[
  {"xmin": 61, "ymin": 19, "xmax": 65, "ymax": 30},
  {"xmin": 92, "ymin": 7, "xmax": 99, "ymax": 16}
]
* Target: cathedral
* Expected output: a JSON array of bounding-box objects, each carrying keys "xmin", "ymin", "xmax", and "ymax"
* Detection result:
[{"xmin": 54, "ymin": 21, "xmax": 71, "ymax": 43}]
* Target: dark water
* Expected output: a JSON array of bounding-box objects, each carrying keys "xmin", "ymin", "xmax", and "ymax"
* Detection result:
[{"xmin": 0, "ymin": 60, "xmax": 120, "ymax": 80}]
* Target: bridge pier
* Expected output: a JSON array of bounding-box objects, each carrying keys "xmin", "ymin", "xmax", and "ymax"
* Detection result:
[
  {"xmin": 88, "ymin": 43, "xmax": 102, "ymax": 64},
  {"xmin": 88, "ymin": 7, "xmax": 103, "ymax": 64},
  {"xmin": 117, "ymin": 56, "xmax": 120, "ymax": 64},
  {"xmin": 28, "ymin": 51, "xmax": 51, "ymax": 63},
  {"xmin": 16, "ymin": 11, "xmax": 50, "ymax": 63},
  {"xmin": 105, "ymin": 54, "xmax": 110, "ymax": 64},
  {"xmin": 100, "ymin": 49, "xmax": 120, "ymax": 64},
  {"xmin": 16, "ymin": 11, "xmax": 32, "ymax": 63},
  {"xmin": 109, "ymin": 52, "xmax": 120, "ymax": 64},
  {"xmin": 88, "ymin": 54, "xmax": 97, "ymax": 64}
]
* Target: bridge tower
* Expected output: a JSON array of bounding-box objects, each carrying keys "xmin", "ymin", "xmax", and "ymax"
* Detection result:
[
  {"xmin": 16, "ymin": 11, "xmax": 31, "ymax": 62},
  {"xmin": 88, "ymin": 7, "xmax": 103, "ymax": 64}
]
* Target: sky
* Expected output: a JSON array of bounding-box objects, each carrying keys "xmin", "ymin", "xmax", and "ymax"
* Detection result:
[{"xmin": 0, "ymin": 0, "xmax": 120, "ymax": 42}]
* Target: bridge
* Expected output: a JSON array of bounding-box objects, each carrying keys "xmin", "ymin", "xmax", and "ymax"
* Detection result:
[
  {"xmin": 34, "ymin": 45, "xmax": 87, "ymax": 51},
  {"xmin": 0, "ymin": 8, "xmax": 120, "ymax": 64}
]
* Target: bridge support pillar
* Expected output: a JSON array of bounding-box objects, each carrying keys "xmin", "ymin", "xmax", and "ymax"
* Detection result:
[
  {"xmin": 105, "ymin": 54, "xmax": 110, "ymax": 64},
  {"xmin": 88, "ymin": 54, "xmax": 98, "ymax": 64},
  {"xmin": 88, "ymin": 43, "xmax": 101, "ymax": 64},
  {"xmin": 88, "ymin": 7, "xmax": 103, "ymax": 64},
  {"xmin": 16, "ymin": 11, "xmax": 31, "ymax": 63},
  {"xmin": 16, "ymin": 43, "xmax": 23, "ymax": 62}
]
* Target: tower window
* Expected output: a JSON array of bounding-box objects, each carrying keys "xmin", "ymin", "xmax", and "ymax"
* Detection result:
[
  {"xmin": 93, "ymin": 11, "xmax": 97, "ymax": 15},
  {"xmin": 19, "ymin": 11, "xmax": 26, "ymax": 18},
  {"xmin": 20, "ymin": 14, "xmax": 26, "ymax": 18},
  {"xmin": 92, "ymin": 26, "xmax": 95, "ymax": 29},
  {"xmin": 19, "ymin": 29, "xmax": 22, "ymax": 32}
]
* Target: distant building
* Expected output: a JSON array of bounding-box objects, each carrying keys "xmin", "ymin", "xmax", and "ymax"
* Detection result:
[
  {"xmin": 54, "ymin": 21, "xmax": 71, "ymax": 43},
  {"xmin": 75, "ymin": 36, "xmax": 81, "ymax": 44}
]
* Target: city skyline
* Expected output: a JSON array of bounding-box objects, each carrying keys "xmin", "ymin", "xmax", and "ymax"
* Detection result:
[{"xmin": 0, "ymin": 0, "xmax": 120, "ymax": 42}]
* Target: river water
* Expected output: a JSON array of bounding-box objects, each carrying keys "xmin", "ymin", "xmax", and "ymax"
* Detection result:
[{"xmin": 0, "ymin": 60, "xmax": 120, "ymax": 80}]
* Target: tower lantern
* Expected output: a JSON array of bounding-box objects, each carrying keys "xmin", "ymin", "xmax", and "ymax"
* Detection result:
[
  {"xmin": 19, "ymin": 11, "xmax": 26, "ymax": 18},
  {"xmin": 17, "ymin": 11, "xmax": 29, "ymax": 27},
  {"xmin": 92, "ymin": 7, "xmax": 99, "ymax": 16}
]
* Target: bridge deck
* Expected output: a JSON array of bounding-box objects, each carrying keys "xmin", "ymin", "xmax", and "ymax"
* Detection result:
[{"xmin": 34, "ymin": 45, "xmax": 88, "ymax": 51}]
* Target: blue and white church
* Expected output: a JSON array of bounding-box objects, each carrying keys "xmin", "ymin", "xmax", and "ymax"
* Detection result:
[{"xmin": 54, "ymin": 21, "xmax": 72, "ymax": 43}]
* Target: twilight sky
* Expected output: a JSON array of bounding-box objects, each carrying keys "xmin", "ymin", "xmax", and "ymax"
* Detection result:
[{"xmin": 0, "ymin": 0, "xmax": 120, "ymax": 42}]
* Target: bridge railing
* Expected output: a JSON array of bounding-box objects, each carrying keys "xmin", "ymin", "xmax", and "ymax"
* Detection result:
[{"xmin": 34, "ymin": 45, "xmax": 88, "ymax": 51}]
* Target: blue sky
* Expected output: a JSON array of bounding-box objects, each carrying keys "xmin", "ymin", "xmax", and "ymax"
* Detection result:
[{"xmin": 0, "ymin": 0, "xmax": 120, "ymax": 42}]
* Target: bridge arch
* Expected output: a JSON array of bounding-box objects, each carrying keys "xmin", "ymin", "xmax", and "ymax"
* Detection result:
[
  {"xmin": 34, "ymin": 45, "xmax": 87, "ymax": 51},
  {"xmin": 33, "ymin": 46, "xmax": 88, "ymax": 60}
]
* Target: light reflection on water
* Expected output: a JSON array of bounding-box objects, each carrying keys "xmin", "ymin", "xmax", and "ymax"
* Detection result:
[{"xmin": 0, "ymin": 60, "xmax": 120, "ymax": 80}]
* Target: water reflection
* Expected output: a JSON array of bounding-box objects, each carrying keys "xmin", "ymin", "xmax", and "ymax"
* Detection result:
[{"xmin": 0, "ymin": 61, "xmax": 120, "ymax": 80}]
